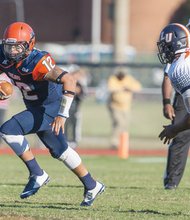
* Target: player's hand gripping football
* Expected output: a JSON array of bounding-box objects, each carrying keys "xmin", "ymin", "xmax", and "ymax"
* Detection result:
[
  {"xmin": 0, "ymin": 89, "xmax": 6, "ymax": 100},
  {"xmin": 159, "ymin": 124, "xmax": 178, "ymax": 144},
  {"xmin": 51, "ymin": 116, "xmax": 66, "ymax": 135},
  {"xmin": 0, "ymin": 80, "xmax": 13, "ymax": 100}
]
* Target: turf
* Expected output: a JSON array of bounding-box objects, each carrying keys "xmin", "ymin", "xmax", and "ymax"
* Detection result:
[{"xmin": 0, "ymin": 155, "xmax": 190, "ymax": 220}]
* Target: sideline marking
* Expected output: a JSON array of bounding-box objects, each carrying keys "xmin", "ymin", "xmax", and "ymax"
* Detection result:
[
  {"xmin": 0, "ymin": 147, "xmax": 167, "ymax": 156},
  {"xmin": 132, "ymin": 157, "xmax": 166, "ymax": 163}
]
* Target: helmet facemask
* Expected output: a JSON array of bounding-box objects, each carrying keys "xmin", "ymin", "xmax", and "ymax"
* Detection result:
[
  {"xmin": 2, "ymin": 40, "xmax": 30, "ymax": 63},
  {"xmin": 157, "ymin": 41, "xmax": 175, "ymax": 64}
]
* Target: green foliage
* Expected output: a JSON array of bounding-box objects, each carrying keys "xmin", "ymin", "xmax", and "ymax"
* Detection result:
[{"xmin": 0, "ymin": 155, "xmax": 190, "ymax": 219}]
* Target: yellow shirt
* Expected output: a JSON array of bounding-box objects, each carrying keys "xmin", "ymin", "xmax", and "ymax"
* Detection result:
[{"xmin": 107, "ymin": 74, "xmax": 141, "ymax": 111}]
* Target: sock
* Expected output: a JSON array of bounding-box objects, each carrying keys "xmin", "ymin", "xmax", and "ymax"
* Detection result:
[
  {"xmin": 25, "ymin": 158, "xmax": 43, "ymax": 176},
  {"xmin": 80, "ymin": 173, "xmax": 96, "ymax": 190}
]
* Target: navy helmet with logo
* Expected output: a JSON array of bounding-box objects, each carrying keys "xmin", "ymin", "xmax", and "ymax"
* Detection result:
[{"xmin": 157, "ymin": 23, "xmax": 190, "ymax": 64}]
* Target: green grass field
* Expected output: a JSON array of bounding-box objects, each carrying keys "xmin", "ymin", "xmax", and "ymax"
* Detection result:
[
  {"xmin": 0, "ymin": 155, "xmax": 190, "ymax": 220},
  {"xmin": 2, "ymin": 90, "xmax": 185, "ymax": 219},
  {"xmin": 80, "ymin": 96, "xmax": 168, "ymax": 149}
]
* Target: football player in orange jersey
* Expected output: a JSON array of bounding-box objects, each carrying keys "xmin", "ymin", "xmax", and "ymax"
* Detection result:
[{"xmin": 0, "ymin": 22, "xmax": 105, "ymax": 206}]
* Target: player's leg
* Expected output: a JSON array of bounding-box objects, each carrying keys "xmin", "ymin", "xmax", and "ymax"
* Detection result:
[
  {"xmin": 38, "ymin": 129, "xmax": 105, "ymax": 206},
  {"xmin": 75, "ymin": 109, "xmax": 82, "ymax": 144},
  {"xmin": 164, "ymin": 95, "xmax": 190, "ymax": 189},
  {"xmin": 0, "ymin": 110, "xmax": 50, "ymax": 198},
  {"xmin": 65, "ymin": 102, "xmax": 78, "ymax": 148},
  {"xmin": 120, "ymin": 110, "xmax": 130, "ymax": 132},
  {"xmin": 164, "ymin": 131, "xmax": 190, "ymax": 189},
  {"xmin": 109, "ymin": 108, "xmax": 121, "ymax": 149}
]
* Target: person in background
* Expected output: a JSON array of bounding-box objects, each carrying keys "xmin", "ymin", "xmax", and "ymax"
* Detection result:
[
  {"xmin": 107, "ymin": 67, "xmax": 142, "ymax": 149},
  {"xmin": 64, "ymin": 65, "xmax": 87, "ymax": 148},
  {"xmin": 0, "ymin": 73, "xmax": 11, "ymax": 146}
]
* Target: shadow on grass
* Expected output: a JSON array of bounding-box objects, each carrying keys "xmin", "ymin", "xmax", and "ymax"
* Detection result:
[
  {"xmin": 125, "ymin": 209, "xmax": 190, "ymax": 217},
  {"xmin": 0, "ymin": 201, "xmax": 83, "ymax": 211},
  {"xmin": 0, "ymin": 202, "xmax": 190, "ymax": 217},
  {"xmin": 0, "ymin": 201, "xmax": 111, "ymax": 212}
]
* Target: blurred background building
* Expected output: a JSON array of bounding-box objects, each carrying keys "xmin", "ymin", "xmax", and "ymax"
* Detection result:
[
  {"xmin": 0, "ymin": 0, "xmax": 188, "ymax": 63},
  {"xmin": 0, "ymin": 0, "xmax": 189, "ymax": 149}
]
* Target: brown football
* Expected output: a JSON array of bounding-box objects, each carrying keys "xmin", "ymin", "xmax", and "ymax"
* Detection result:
[{"xmin": 0, "ymin": 80, "xmax": 13, "ymax": 100}]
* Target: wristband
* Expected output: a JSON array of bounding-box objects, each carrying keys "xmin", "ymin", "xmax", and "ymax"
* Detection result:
[
  {"xmin": 163, "ymin": 98, "xmax": 171, "ymax": 105},
  {"xmin": 56, "ymin": 71, "xmax": 68, "ymax": 84},
  {"xmin": 58, "ymin": 95, "xmax": 73, "ymax": 118},
  {"xmin": 63, "ymin": 90, "xmax": 75, "ymax": 95}
]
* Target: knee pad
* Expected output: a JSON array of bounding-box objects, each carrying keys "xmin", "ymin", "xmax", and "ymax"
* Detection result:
[
  {"xmin": 58, "ymin": 146, "xmax": 81, "ymax": 170},
  {"xmin": 0, "ymin": 132, "xmax": 29, "ymax": 156}
]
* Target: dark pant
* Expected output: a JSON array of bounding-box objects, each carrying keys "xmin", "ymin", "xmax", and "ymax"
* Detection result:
[
  {"xmin": 0, "ymin": 107, "xmax": 68, "ymax": 158},
  {"xmin": 164, "ymin": 94, "xmax": 190, "ymax": 187},
  {"xmin": 65, "ymin": 100, "xmax": 81, "ymax": 143}
]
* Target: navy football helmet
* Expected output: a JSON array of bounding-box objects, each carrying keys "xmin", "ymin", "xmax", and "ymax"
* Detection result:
[{"xmin": 157, "ymin": 23, "xmax": 190, "ymax": 64}]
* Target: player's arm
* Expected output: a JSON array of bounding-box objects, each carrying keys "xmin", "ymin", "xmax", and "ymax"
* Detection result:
[
  {"xmin": 159, "ymin": 89, "xmax": 190, "ymax": 144},
  {"xmin": 45, "ymin": 65, "xmax": 76, "ymax": 94},
  {"xmin": 33, "ymin": 54, "xmax": 76, "ymax": 116},
  {"xmin": 33, "ymin": 54, "xmax": 76, "ymax": 135},
  {"xmin": 162, "ymin": 74, "xmax": 175, "ymax": 120},
  {"xmin": 45, "ymin": 65, "xmax": 76, "ymax": 117},
  {"xmin": 45, "ymin": 66, "xmax": 77, "ymax": 135},
  {"xmin": 162, "ymin": 63, "xmax": 175, "ymax": 120}
]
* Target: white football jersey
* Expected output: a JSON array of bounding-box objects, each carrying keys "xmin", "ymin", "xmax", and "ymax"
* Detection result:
[{"xmin": 167, "ymin": 52, "xmax": 190, "ymax": 113}]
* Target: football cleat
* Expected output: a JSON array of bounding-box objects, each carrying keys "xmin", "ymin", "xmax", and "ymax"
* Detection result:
[
  {"xmin": 20, "ymin": 170, "xmax": 50, "ymax": 199},
  {"xmin": 80, "ymin": 181, "xmax": 105, "ymax": 206},
  {"xmin": 164, "ymin": 184, "xmax": 177, "ymax": 190}
]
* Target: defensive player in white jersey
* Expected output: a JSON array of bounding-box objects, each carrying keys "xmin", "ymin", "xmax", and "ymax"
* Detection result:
[
  {"xmin": 162, "ymin": 62, "xmax": 190, "ymax": 190},
  {"xmin": 162, "ymin": 20, "xmax": 190, "ymax": 190},
  {"xmin": 157, "ymin": 23, "xmax": 190, "ymax": 144}
]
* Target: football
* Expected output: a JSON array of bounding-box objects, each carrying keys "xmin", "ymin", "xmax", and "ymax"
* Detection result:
[{"xmin": 0, "ymin": 80, "xmax": 13, "ymax": 100}]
